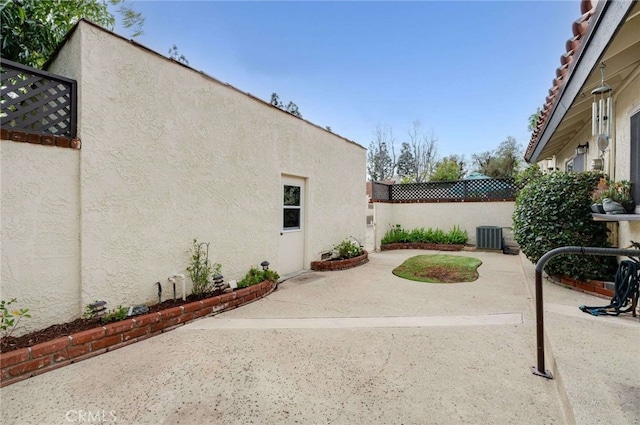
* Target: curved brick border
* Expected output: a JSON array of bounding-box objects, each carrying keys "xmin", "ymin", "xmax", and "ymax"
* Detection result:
[
  {"xmin": 380, "ymin": 243, "xmax": 465, "ymax": 252},
  {"xmin": 0, "ymin": 280, "xmax": 275, "ymax": 387},
  {"xmin": 548, "ymin": 274, "xmax": 614, "ymax": 299},
  {"xmin": 311, "ymin": 251, "xmax": 369, "ymax": 271}
]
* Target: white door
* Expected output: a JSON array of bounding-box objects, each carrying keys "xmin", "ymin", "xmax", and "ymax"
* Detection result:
[{"xmin": 278, "ymin": 175, "xmax": 305, "ymax": 275}]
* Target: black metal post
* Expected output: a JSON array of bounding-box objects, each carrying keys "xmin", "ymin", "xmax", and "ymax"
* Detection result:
[{"xmin": 532, "ymin": 246, "xmax": 640, "ymax": 379}]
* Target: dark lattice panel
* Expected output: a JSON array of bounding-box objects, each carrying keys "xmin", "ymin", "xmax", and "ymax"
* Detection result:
[
  {"xmin": 388, "ymin": 179, "xmax": 517, "ymax": 201},
  {"xmin": 391, "ymin": 181, "xmax": 457, "ymax": 200},
  {"xmin": 371, "ymin": 182, "xmax": 391, "ymax": 201},
  {"xmin": 1, "ymin": 59, "xmax": 77, "ymax": 138}
]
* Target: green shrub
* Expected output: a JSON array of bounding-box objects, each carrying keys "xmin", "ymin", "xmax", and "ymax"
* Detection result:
[
  {"xmin": 238, "ymin": 266, "xmax": 280, "ymax": 289},
  {"xmin": 381, "ymin": 225, "xmax": 468, "ymax": 245},
  {"xmin": 381, "ymin": 224, "xmax": 411, "ymax": 244},
  {"xmin": 512, "ymin": 171, "xmax": 617, "ymax": 280},
  {"xmin": 514, "ymin": 164, "xmax": 543, "ymax": 189},
  {"xmin": 447, "ymin": 225, "xmax": 469, "ymax": 245},
  {"xmin": 333, "ymin": 239, "xmax": 363, "ymax": 259}
]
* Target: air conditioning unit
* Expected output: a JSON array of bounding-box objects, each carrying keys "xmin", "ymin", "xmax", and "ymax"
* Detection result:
[{"xmin": 476, "ymin": 226, "xmax": 502, "ymax": 250}]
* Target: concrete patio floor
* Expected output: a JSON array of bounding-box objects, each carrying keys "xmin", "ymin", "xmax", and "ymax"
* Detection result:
[{"xmin": 0, "ymin": 250, "xmax": 637, "ymax": 424}]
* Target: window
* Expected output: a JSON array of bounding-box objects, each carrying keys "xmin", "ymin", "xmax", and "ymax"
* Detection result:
[
  {"xmin": 565, "ymin": 157, "xmax": 574, "ymax": 172},
  {"xmin": 565, "ymin": 153, "xmax": 586, "ymax": 172},
  {"xmin": 283, "ymin": 185, "xmax": 301, "ymax": 230}
]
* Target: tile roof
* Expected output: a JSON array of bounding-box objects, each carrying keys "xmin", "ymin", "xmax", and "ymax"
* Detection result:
[{"xmin": 525, "ymin": 0, "xmax": 595, "ymax": 162}]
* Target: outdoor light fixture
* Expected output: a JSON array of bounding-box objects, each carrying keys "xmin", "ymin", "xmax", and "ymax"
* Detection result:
[
  {"xmin": 576, "ymin": 142, "xmax": 589, "ymax": 155},
  {"xmin": 591, "ymin": 63, "xmax": 612, "ymax": 137},
  {"xmin": 260, "ymin": 261, "xmax": 270, "ymax": 271}
]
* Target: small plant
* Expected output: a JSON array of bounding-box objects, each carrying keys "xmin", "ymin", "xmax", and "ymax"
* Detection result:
[
  {"xmin": 83, "ymin": 300, "xmax": 107, "ymax": 319},
  {"xmin": 381, "ymin": 224, "xmax": 411, "ymax": 244},
  {"xmin": 186, "ymin": 239, "xmax": 221, "ymax": 298},
  {"xmin": 381, "ymin": 225, "xmax": 468, "ymax": 245},
  {"xmin": 447, "ymin": 225, "xmax": 469, "ymax": 245},
  {"xmin": 237, "ymin": 266, "xmax": 280, "ymax": 289},
  {"xmin": 333, "ymin": 239, "xmax": 363, "ymax": 260},
  {"xmin": 591, "ymin": 178, "xmax": 634, "ymax": 207},
  {"xmin": 0, "ymin": 298, "xmax": 31, "ymax": 339},
  {"xmin": 101, "ymin": 305, "xmax": 128, "ymax": 324}
]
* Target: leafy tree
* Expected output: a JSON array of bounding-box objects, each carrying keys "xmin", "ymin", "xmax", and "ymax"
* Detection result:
[
  {"xmin": 367, "ymin": 125, "xmax": 396, "ymax": 181},
  {"xmin": 528, "ymin": 108, "xmax": 541, "ymax": 133},
  {"xmin": 1, "ymin": 0, "xmax": 144, "ymax": 68},
  {"xmin": 472, "ymin": 136, "xmax": 523, "ymax": 178},
  {"xmin": 168, "ymin": 44, "xmax": 189, "ymax": 65},
  {"xmin": 270, "ymin": 93, "xmax": 302, "ymax": 118},
  {"xmin": 431, "ymin": 156, "xmax": 466, "ymax": 181},
  {"xmin": 396, "ymin": 142, "xmax": 415, "ymax": 179},
  {"xmin": 494, "ymin": 136, "xmax": 522, "ymax": 177}
]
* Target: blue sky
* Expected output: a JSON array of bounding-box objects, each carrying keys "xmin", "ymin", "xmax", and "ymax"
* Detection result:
[{"xmin": 112, "ymin": 0, "xmax": 581, "ymax": 159}]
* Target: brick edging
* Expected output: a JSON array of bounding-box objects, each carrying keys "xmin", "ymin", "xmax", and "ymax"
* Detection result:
[
  {"xmin": 310, "ymin": 251, "xmax": 369, "ymax": 271},
  {"xmin": 548, "ymin": 274, "xmax": 614, "ymax": 299},
  {"xmin": 1, "ymin": 128, "xmax": 81, "ymax": 149},
  {"xmin": 380, "ymin": 243, "xmax": 465, "ymax": 251},
  {"xmin": 0, "ymin": 280, "xmax": 275, "ymax": 387}
]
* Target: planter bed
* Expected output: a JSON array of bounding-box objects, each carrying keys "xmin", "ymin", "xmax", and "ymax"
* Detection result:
[
  {"xmin": 311, "ymin": 251, "xmax": 369, "ymax": 271},
  {"xmin": 0, "ymin": 280, "xmax": 276, "ymax": 387},
  {"xmin": 548, "ymin": 274, "xmax": 614, "ymax": 299},
  {"xmin": 380, "ymin": 243, "xmax": 465, "ymax": 252}
]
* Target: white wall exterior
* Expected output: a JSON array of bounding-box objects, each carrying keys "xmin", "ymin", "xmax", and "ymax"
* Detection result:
[
  {"xmin": 0, "ymin": 141, "xmax": 81, "ymax": 333},
  {"xmin": 1, "ymin": 21, "xmax": 365, "ymax": 334},
  {"xmin": 372, "ymin": 202, "xmax": 515, "ymax": 249},
  {"xmin": 612, "ymin": 70, "xmax": 640, "ymax": 246}
]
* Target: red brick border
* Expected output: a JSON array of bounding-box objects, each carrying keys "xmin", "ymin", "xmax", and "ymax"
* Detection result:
[
  {"xmin": 1, "ymin": 128, "xmax": 81, "ymax": 149},
  {"xmin": 310, "ymin": 251, "xmax": 369, "ymax": 271},
  {"xmin": 0, "ymin": 280, "xmax": 275, "ymax": 387},
  {"xmin": 548, "ymin": 274, "xmax": 613, "ymax": 299},
  {"xmin": 380, "ymin": 243, "xmax": 465, "ymax": 251}
]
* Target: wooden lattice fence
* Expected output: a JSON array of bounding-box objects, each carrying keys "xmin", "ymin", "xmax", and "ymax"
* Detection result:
[
  {"xmin": 371, "ymin": 179, "xmax": 517, "ymax": 202},
  {"xmin": 1, "ymin": 59, "xmax": 77, "ymax": 138}
]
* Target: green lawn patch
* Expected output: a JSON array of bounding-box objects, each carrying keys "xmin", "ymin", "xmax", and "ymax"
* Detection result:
[{"xmin": 392, "ymin": 255, "xmax": 482, "ymax": 283}]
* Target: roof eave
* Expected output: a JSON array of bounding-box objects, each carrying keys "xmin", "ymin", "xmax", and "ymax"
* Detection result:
[{"xmin": 526, "ymin": 0, "xmax": 636, "ymax": 164}]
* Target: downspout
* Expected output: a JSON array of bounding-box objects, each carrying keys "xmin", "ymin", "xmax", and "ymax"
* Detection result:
[{"xmin": 532, "ymin": 245, "xmax": 640, "ymax": 379}]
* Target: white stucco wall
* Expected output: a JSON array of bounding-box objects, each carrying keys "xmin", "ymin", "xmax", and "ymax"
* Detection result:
[
  {"xmin": 56, "ymin": 22, "xmax": 365, "ymax": 308},
  {"xmin": 1, "ymin": 141, "xmax": 81, "ymax": 334},
  {"xmin": 372, "ymin": 201, "xmax": 515, "ymax": 249},
  {"xmin": 612, "ymin": 70, "xmax": 640, "ymax": 246}
]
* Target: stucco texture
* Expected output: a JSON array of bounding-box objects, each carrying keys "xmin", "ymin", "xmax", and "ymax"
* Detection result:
[
  {"xmin": 1, "ymin": 141, "xmax": 81, "ymax": 333},
  {"xmin": 372, "ymin": 202, "xmax": 515, "ymax": 249},
  {"xmin": 612, "ymin": 71, "xmax": 640, "ymax": 245},
  {"xmin": 63, "ymin": 22, "xmax": 365, "ymax": 309}
]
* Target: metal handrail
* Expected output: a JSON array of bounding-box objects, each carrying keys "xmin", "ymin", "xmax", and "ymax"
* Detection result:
[{"xmin": 532, "ymin": 246, "xmax": 640, "ymax": 379}]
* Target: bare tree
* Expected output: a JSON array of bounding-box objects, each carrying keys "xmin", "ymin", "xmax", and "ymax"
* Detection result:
[
  {"xmin": 367, "ymin": 125, "xmax": 396, "ymax": 181},
  {"xmin": 407, "ymin": 120, "xmax": 438, "ymax": 183}
]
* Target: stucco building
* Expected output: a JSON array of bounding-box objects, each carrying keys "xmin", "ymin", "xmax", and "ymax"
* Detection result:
[{"xmin": 1, "ymin": 20, "xmax": 365, "ymax": 333}]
